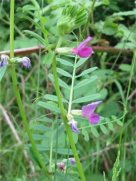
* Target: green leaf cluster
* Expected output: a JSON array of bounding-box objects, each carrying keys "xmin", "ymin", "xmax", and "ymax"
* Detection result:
[{"xmin": 57, "ymin": 5, "xmax": 88, "ymax": 35}]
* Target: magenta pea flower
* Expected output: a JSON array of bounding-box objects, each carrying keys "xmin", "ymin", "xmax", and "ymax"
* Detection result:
[
  {"xmin": 72, "ymin": 36, "xmax": 94, "ymax": 58},
  {"xmin": 82, "ymin": 101, "xmax": 102, "ymax": 124}
]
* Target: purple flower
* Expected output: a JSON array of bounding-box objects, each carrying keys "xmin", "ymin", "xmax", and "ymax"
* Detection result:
[
  {"xmin": 72, "ymin": 36, "xmax": 93, "ymax": 58},
  {"xmin": 0, "ymin": 54, "xmax": 9, "ymax": 67},
  {"xmin": 57, "ymin": 162, "xmax": 65, "ymax": 171},
  {"xmin": 20, "ymin": 57, "xmax": 31, "ymax": 68},
  {"xmin": 69, "ymin": 157, "xmax": 75, "ymax": 165},
  {"xmin": 69, "ymin": 120, "xmax": 80, "ymax": 134},
  {"xmin": 82, "ymin": 101, "xmax": 102, "ymax": 124}
]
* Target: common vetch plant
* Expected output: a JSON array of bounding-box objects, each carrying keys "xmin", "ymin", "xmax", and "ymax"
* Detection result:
[{"xmin": 0, "ymin": 1, "xmax": 127, "ymax": 181}]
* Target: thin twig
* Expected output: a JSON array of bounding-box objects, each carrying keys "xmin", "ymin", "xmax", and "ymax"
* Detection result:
[
  {"xmin": 0, "ymin": 45, "xmax": 134, "ymax": 56},
  {"xmin": 81, "ymin": 141, "xmax": 136, "ymax": 161},
  {"xmin": 0, "ymin": 104, "xmax": 37, "ymax": 180},
  {"xmin": 127, "ymin": 88, "xmax": 136, "ymax": 100},
  {"xmin": 0, "ymin": 45, "xmax": 45, "ymax": 56}
]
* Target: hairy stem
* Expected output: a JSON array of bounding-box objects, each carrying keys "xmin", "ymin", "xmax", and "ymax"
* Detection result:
[
  {"xmin": 10, "ymin": 0, "xmax": 49, "ymax": 178},
  {"xmin": 52, "ymin": 38, "xmax": 86, "ymax": 181},
  {"xmin": 68, "ymin": 56, "xmax": 78, "ymax": 114}
]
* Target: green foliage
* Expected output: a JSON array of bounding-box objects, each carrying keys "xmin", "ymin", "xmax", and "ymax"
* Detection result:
[
  {"xmin": 95, "ymin": 18, "xmax": 118, "ymax": 36},
  {"xmin": 24, "ymin": 30, "xmax": 46, "ymax": 46},
  {"xmin": 1, "ymin": 0, "xmax": 136, "ymax": 180},
  {"xmin": 37, "ymin": 101, "xmax": 60, "ymax": 113},
  {"xmin": 57, "ymin": 5, "xmax": 88, "ymax": 35},
  {"xmin": 76, "ymin": 67, "xmax": 98, "ymax": 78},
  {"xmin": 0, "ymin": 66, "xmax": 7, "ymax": 82},
  {"xmin": 44, "ymin": 94, "xmax": 68, "ymax": 103},
  {"xmin": 112, "ymin": 151, "xmax": 121, "ymax": 181},
  {"xmin": 119, "ymin": 64, "xmax": 131, "ymax": 72},
  {"xmin": 112, "ymin": 9, "xmax": 136, "ymax": 17},
  {"xmin": 36, "ymin": 53, "xmax": 124, "ymax": 147},
  {"xmin": 73, "ymin": 94, "xmax": 101, "ymax": 104}
]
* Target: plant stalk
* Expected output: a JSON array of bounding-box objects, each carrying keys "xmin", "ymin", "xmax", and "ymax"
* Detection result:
[
  {"xmin": 10, "ymin": 0, "xmax": 49, "ymax": 178},
  {"xmin": 49, "ymin": 122, "xmax": 54, "ymax": 173},
  {"xmin": 68, "ymin": 56, "xmax": 78, "ymax": 115},
  {"xmin": 52, "ymin": 38, "xmax": 86, "ymax": 181}
]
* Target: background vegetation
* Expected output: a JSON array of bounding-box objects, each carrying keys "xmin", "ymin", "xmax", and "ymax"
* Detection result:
[{"xmin": 0, "ymin": 0, "xmax": 136, "ymax": 181}]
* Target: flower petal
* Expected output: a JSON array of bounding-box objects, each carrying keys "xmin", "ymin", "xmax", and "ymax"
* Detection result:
[
  {"xmin": 69, "ymin": 120, "xmax": 80, "ymax": 134},
  {"xmin": 78, "ymin": 36, "xmax": 93, "ymax": 49},
  {"xmin": 89, "ymin": 113, "xmax": 100, "ymax": 124},
  {"xmin": 82, "ymin": 101, "xmax": 102, "ymax": 118},
  {"xmin": 71, "ymin": 124, "xmax": 80, "ymax": 133},
  {"xmin": 78, "ymin": 47, "xmax": 93, "ymax": 58},
  {"xmin": 72, "ymin": 36, "xmax": 93, "ymax": 58},
  {"xmin": 72, "ymin": 48, "xmax": 78, "ymax": 55}
]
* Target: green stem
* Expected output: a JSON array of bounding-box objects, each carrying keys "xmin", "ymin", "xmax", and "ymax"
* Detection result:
[
  {"xmin": 91, "ymin": 0, "xmax": 96, "ymax": 25},
  {"xmin": 119, "ymin": 52, "xmax": 136, "ymax": 144},
  {"xmin": 52, "ymin": 39, "xmax": 86, "ymax": 181},
  {"xmin": 113, "ymin": 52, "xmax": 136, "ymax": 180},
  {"xmin": 125, "ymin": 52, "xmax": 136, "ymax": 102},
  {"xmin": 121, "ymin": 52, "xmax": 136, "ymax": 179},
  {"xmin": 10, "ymin": 0, "xmax": 49, "ymax": 178},
  {"xmin": 49, "ymin": 122, "xmax": 54, "ymax": 173},
  {"xmin": 68, "ymin": 56, "xmax": 78, "ymax": 115}
]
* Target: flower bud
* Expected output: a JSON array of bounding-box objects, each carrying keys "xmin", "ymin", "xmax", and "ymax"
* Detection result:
[
  {"xmin": 0, "ymin": 54, "xmax": 9, "ymax": 67},
  {"xmin": 55, "ymin": 47, "xmax": 72, "ymax": 54},
  {"xmin": 20, "ymin": 57, "xmax": 31, "ymax": 68},
  {"xmin": 69, "ymin": 157, "xmax": 76, "ymax": 165},
  {"xmin": 71, "ymin": 110, "xmax": 82, "ymax": 116},
  {"xmin": 57, "ymin": 162, "xmax": 65, "ymax": 171},
  {"xmin": 57, "ymin": 5, "xmax": 88, "ymax": 35},
  {"xmin": 68, "ymin": 119, "xmax": 80, "ymax": 134}
]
